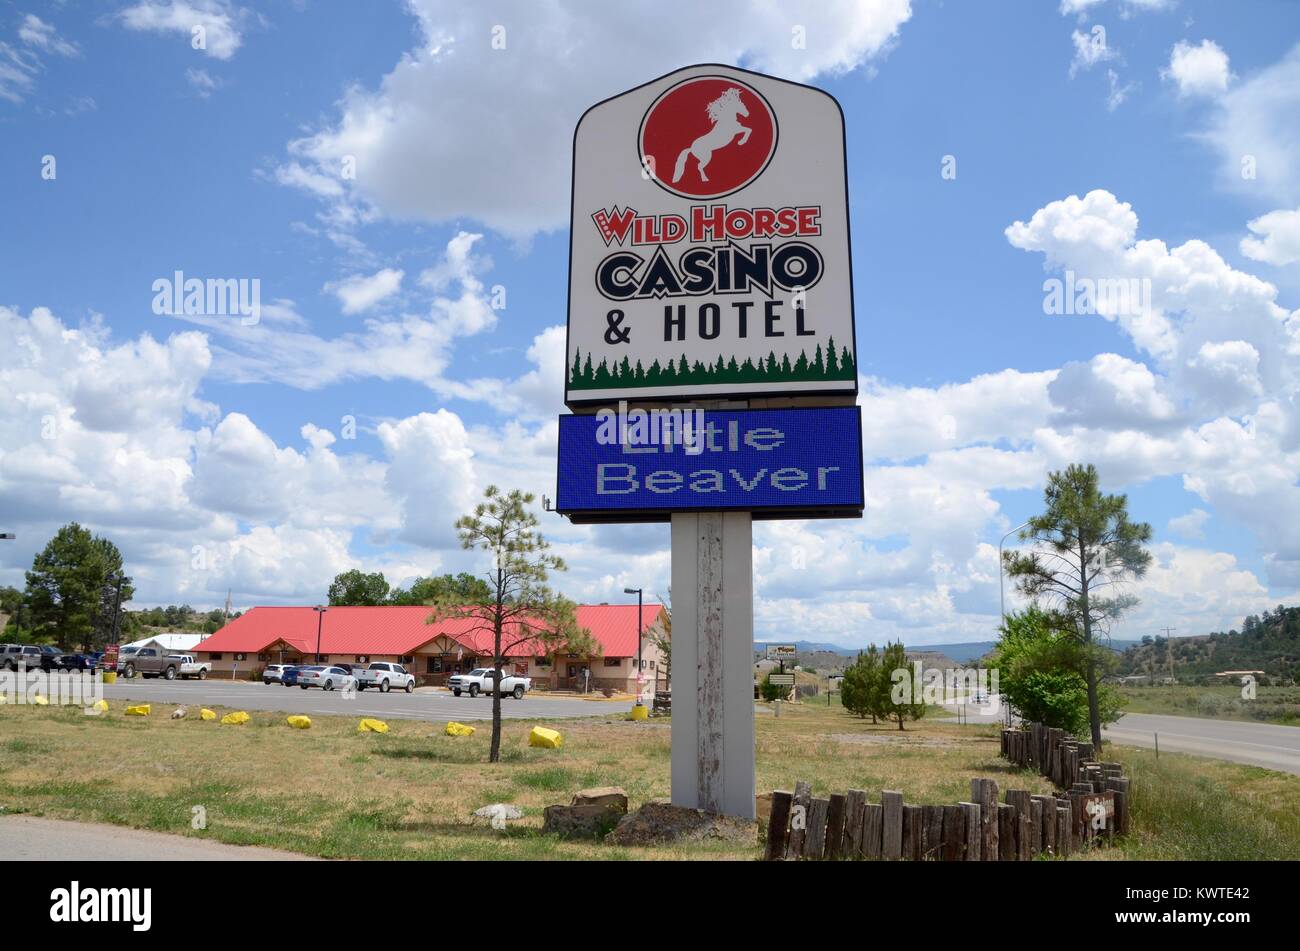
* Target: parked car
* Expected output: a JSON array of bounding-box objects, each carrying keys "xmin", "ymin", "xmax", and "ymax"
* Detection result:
[
  {"xmin": 296, "ymin": 665, "xmax": 355, "ymax": 691},
  {"xmin": 168, "ymin": 654, "xmax": 210, "ymax": 680},
  {"xmin": 263, "ymin": 664, "xmax": 291, "ymax": 684},
  {"xmin": 1, "ymin": 643, "xmax": 65, "ymax": 671},
  {"xmin": 448, "ymin": 668, "xmax": 531, "ymax": 699},
  {"xmin": 56, "ymin": 652, "xmax": 100, "ymax": 672},
  {"xmin": 118, "ymin": 647, "xmax": 186, "ymax": 680},
  {"xmin": 355, "ymin": 662, "xmax": 416, "ymax": 693},
  {"xmin": 280, "ymin": 666, "xmax": 306, "ymax": 687}
]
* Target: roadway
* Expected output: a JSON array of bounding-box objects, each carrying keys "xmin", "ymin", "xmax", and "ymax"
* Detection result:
[
  {"xmin": 1102, "ymin": 712, "xmax": 1300, "ymax": 776},
  {"xmin": 97, "ymin": 678, "xmax": 635, "ymax": 721}
]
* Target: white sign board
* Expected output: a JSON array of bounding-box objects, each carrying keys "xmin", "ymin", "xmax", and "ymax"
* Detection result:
[
  {"xmin": 766, "ymin": 644, "xmax": 797, "ymax": 659},
  {"xmin": 566, "ymin": 64, "xmax": 856, "ymax": 406},
  {"xmin": 768, "ymin": 673, "xmax": 796, "ymax": 686}
]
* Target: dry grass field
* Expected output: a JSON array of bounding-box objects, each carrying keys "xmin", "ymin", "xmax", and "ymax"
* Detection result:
[{"xmin": 2, "ymin": 694, "xmax": 1294, "ymax": 859}]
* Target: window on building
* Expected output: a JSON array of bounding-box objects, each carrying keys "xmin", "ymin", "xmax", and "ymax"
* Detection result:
[
  {"xmin": 257, "ymin": 653, "xmax": 269, "ymax": 662},
  {"xmin": 604, "ymin": 657, "xmax": 621, "ymax": 667},
  {"xmin": 650, "ymin": 661, "xmax": 656, "ymax": 669},
  {"xmin": 209, "ymin": 652, "xmax": 223, "ymax": 660},
  {"xmin": 427, "ymin": 657, "xmax": 442, "ymax": 674},
  {"xmin": 535, "ymin": 655, "xmax": 551, "ymax": 667},
  {"xmin": 234, "ymin": 653, "xmax": 246, "ymax": 661},
  {"xmin": 400, "ymin": 655, "xmax": 414, "ymax": 665}
]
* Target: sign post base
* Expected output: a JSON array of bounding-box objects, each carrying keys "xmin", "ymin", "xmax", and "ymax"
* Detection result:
[{"xmin": 669, "ymin": 510, "xmax": 755, "ymax": 819}]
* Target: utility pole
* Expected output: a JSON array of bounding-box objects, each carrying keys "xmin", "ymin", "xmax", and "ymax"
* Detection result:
[{"xmin": 1161, "ymin": 626, "xmax": 1176, "ymax": 681}]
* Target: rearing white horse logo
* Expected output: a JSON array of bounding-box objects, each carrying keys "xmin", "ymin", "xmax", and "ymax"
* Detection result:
[{"xmin": 671, "ymin": 87, "xmax": 751, "ymax": 184}]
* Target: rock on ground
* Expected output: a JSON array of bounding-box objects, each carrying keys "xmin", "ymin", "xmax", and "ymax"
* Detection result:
[{"xmin": 606, "ymin": 799, "xmax": 758, "ymax": 847}]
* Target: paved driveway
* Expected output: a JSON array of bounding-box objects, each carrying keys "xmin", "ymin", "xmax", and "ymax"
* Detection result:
[
  {"xmin": 0, "ymin": 815, "xmax": 314, "ymax": 860},
  {"xmin": 98, "ymin": 678, "xmax": 634, "ymax": 721}
]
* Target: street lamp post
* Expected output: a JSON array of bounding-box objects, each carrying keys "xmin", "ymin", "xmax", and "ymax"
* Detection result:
[
  {"xmin": 998, "ymin": 521, "xmax": 1032, "ymax": 622},
  {"xmin": 623, "ymin": 587, "xmax": 643, "ymax": 706},
  {"xmin": 313, "ymin": 605, "xmax": 327, "ymax": 662}
]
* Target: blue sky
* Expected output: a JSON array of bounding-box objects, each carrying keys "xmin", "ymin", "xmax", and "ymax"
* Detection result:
[{"xmin": 3, "ymin": 0, "xmax": 1300, "ymax": 646}]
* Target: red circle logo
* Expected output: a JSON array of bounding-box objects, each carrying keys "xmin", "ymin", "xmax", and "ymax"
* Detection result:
[{"xmin": 639, "ymin": 76, "xmax": 777, "ymax": 200}]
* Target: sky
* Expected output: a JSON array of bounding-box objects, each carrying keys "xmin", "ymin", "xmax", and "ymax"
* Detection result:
[{"xmin": 2, "ymin": 0, "xmax": 1300, "ymax": 647}]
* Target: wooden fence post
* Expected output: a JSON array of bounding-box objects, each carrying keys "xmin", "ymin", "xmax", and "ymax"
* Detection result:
[
  {"xmin": 959, "ymin": 802, "xmax": 981, "ymax": 861},
  {"xmin": 788, "ymin": 780, "xmax": 812, "ymax": 857},
  {"xmin": 826, "ymin": 794, "xmax": 846, "ymax": 861},
  {"xmin": 973, "ymin": 778, "xmax": 999, "ymax": 860},
  {"xmin": 882, "ymin": 790, "xmax": 904, "ymax": 859},
  {"xmin": 901, "ymin": 804, "xmax": 921, "ymax": 861},
  {"xmin": 765, "ymin": 790, "xmax": 792, "ymax": 861},
  {"xmin": 843, "ymin": 789, "xmax": 867, "ymax": 858},
  {"xmin": 1055, "ymin": 804, "xmax": 1071, "ymax": 857},
  {"xmin": 921, "ymin": 804, "xmax": 944, "ymax": 861},
  {"xmin": 1032, "ymin": 794, "xmax": 1057, "ymax": 855},
  {"xmin": 997, "ymin": 803, "xmax": 1017, "ymax": 861},
  {"xmin": 863, "ymin": 803, "xmax": 884, "ymax": 859},
  {"xmin": 805, "ymin": 797, "xmax": 829, "ymax": 859},
  {"xmin": 942, "ymin": 804, "xmax": 966, "ymax": 861}
]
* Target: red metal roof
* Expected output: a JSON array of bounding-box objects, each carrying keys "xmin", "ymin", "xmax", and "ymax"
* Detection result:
[{"xmin": 193, "ymin": 603, "xmax": 664, "ymax": 659}]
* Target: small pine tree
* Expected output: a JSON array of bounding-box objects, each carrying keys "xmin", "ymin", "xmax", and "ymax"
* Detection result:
[
  {"xmin": 880, "ymin": 641, "xmax": 926, "ymax": 730},
  {"xmin": 826, "ymin": 336, "xmax": 839, "ymax": 376}
]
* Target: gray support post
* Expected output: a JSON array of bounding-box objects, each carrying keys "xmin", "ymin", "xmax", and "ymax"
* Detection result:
[{"xmin": 670, "ymin": 510, "xmax": 755, "ymax": 819}]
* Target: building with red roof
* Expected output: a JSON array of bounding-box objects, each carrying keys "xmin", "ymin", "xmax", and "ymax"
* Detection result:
[{"xmin": 192, "ymin": 603, "xmax": 667, "ymax": 693}]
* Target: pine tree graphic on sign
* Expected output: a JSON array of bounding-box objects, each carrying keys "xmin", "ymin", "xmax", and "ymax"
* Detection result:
[{"xmin": 568, "ymin": 338, "xmax": 856, "ymax": 390}]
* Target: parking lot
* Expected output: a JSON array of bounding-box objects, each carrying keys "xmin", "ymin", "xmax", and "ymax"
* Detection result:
[{"xmin": 99, "ymin": 678, "xmax": 635, "ymax": 721}]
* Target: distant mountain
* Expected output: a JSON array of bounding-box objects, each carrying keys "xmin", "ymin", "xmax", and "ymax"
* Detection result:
[{"xmin": 755, "ymin": 637, "xmax": 1144, "ymax": 666}]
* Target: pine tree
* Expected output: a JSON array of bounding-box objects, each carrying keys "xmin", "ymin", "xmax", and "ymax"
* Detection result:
[{"xmin": 826, "ymin": 336, "xmax": 839, "ymax": 376}]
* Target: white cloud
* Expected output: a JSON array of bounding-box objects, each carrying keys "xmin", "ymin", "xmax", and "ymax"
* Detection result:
[
  {"xmin": 1049, "ymin": 353, "xmax": 1180, "ymax": 430},
  {"xmin": 185, "ymin": 67, "xmax": 220, "ymax": 97},
  {"xmin": 191, "ymin": 233, "xmax": 495, "ymax": 392},
  {"xmin": 1240, "ymin": 207, "xmax": 1300, "ymax": 266},
  {"xmin": 275, "ymin": 0, "xmax": 913, "ymax": 239},
  {"xmin": 326, "ymin": 268, "xmax": 404, "ymax": 315},
  {"xmin": 119, "ymin": 1, "xmax": 245, "ymax": 61},
  {"xmin": 1201, "ymin": 43, "xmax": 1300, "ymax": 204},
  {"xmin": 1070, "ymin": 28, "xmax": 1117, "ymax": 77},
  {"xmin": 17, "ymin": 15, "xmax": 79, "ymax": 57},
  {"xmin": 1168, "ymin": 508, "xmax": 1209, "ymax": 540},
  {"xmin": 1163, "ymin": 39, "xmax": 1233, "ymax": 98},
  {"xmin": 1, "ymin": 14, "xmax": 78, "ymax": 103}
]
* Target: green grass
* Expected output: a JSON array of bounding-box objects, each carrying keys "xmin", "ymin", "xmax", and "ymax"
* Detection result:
[
  {"xmin": 1117, "ymin": 684, "xmax": 1300, "ymax": 725},
  {"xmin": 1106, "ymin": 746, "xmax": 1300, "ymax": 860}
]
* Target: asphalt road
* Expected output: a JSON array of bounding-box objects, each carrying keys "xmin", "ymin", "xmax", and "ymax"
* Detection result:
[
  {"xmin": 0, "ymin": 815, "xmax": 314, "ymax": 860},
  {"xmin": 97, "ymin": 678, "xmax": 634, "ymax": 721},
  {"xmin": 1103, "ymin": 712, "xmax": 1300, "ymax": 775}
]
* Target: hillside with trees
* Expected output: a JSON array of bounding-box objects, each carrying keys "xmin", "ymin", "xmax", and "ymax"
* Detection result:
[{"xmin": 1114, "ymin": 605, "xmax": 1300, "ymax": 683}]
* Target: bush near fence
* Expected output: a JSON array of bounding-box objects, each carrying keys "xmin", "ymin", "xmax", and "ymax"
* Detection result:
[{"xmin": 764, "ymin": 721, "xmax": 1130, "ymax": 861}]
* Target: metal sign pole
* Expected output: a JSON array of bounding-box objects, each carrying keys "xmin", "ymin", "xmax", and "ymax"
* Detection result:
[{"xmin": 670, "ymin": 510, "xmax": 755, "ymax": 819}]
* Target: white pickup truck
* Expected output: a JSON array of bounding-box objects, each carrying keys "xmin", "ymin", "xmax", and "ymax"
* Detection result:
[
  {"xmin": 175, "ymin": 654, "xmax": 211, "ymax": 680},
  {"xmin": 354, "ymin": 661, "xmax": 416, "ymax": 693},
  {"xmin": 448, "ymin": 668, "xmax": 531, "ymax": 699}
]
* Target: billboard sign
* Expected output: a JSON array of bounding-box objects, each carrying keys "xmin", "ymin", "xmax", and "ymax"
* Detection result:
[
  {"xmin": 555, "ymin": 405, "xmax": 863, "ymax": 522},
  {"xmin": 765, "ymin": 644, "xmax": 797, "ymax": 660},
  {"xmin": 565, "ymin": 64, "xmax": 856, "ymax": 406}
]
